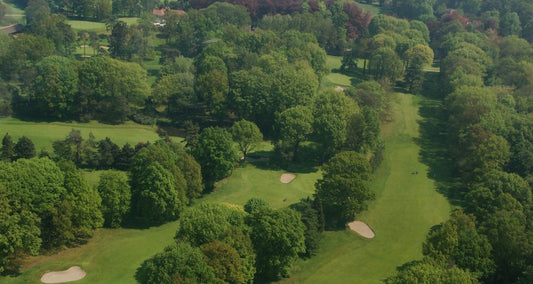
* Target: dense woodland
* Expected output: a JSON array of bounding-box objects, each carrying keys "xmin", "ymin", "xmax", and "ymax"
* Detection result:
[{"xmin": 2, "ymin": 0, "xmax": 533, "ymax": 282}]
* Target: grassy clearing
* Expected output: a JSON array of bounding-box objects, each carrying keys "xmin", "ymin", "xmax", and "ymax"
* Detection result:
[
  {"xmin": 0, "ymin": 117, "xmax": 162, "ymax": 151},
  {"xmin": 67, "ymin": 20, "xmax": 107, "ymax": 32},
  {"xmin": 357, "ymin": 2, "xmax": 381, "ymax": 16},
  {"xmin": 2, "ymin": 221, "xmax": 178, "ymax": 284},
  {"xmin": 118, "ymin": 17, "xmax": 139, "ymax": 25},
  {"xmin": 1, "ymin": 0, "xmax": 25, "ymax": 25},
  {"xmin": 283, "ymin": 93, "xmax": 450, "ymax": 283},
  {"xmin": 322, "ymin": 55, "xmax": 352, "ymax": 89}
]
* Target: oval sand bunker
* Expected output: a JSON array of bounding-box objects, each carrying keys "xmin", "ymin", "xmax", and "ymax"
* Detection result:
[
  {"xmin": 347, "ymin": 221, "xmax": 375, "ymax": 239},
  {"xmin": 280, "ymin": 173, "xmax": 296, "ymax": 183},
  {"xmin": 41, "ymin": 266, "xmax": 86, "ymax": 283}
]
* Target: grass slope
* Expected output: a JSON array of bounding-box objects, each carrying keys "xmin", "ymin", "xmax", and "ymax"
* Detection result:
[
  {"xmin": 0, "ymin": 117, "xmax": 161, "ymax": 151},
  {"xmin": 284, "ymin": 93, "xmax": 450, "ymax": 283},
  {"xmin": 2, "ymin": 221, "xmax": 178, "ymax": 284},
  {"xmin": 202, "ymin": 162, "xmax": 320, "ymax": 209}
]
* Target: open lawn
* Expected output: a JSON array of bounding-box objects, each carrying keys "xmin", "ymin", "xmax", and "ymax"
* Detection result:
[
  {"xmin": 321, "ymin": 55, "xmax": 352, "ymax": 89},
  {"xmin": 1, "ymin": 0, "xmax": 25, "ymax": 25},
  {"xmin": 357, "ymin": 2, "xmax": 381, "ymax": 16},
  {"xmin": 283, "ymin": 93, "xmax": 450, "ymax": 283},
  {"xmin": 1, "ymin": 221, "xmax": 178, "ymax": 284},
  {"xmin": 67, "ymin": 20, "xmax": 107, "ymax": 32},
  {"xmin": 0, "ymin": 117, "xmax": 162, "ymax": 151}
]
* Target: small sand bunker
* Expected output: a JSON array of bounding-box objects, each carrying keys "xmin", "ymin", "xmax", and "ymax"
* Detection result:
[
  {"xmin": 280, "ymin": 173, "xmax": 296, "ymax": 183},
  {"xmin": 334, "ymin": 86, "xmax": 345, "ymax": 92},
  {"xmin": 347, "ymin": 221, "xmax": 375, "ymax": 239},
  {"xmin": 41, "ymin": 266, "xmax": 87, "ymax": 283}
]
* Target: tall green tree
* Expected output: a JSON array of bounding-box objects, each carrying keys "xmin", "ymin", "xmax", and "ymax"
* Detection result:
[
  {"xmin": 230, "ymin": 120, "xmax": 263, "ymax": 159},
  {"xmin": 14, "ymin": 136, "xmax": 36, "ymax": 160},
  {"xmin": 193, "ymin": 127, "xmax": 238, "ymax": 190},
  {"xmin": 97, "ymin": 170, "xmax": 131, "ymax": 228},
  {"xmin": 136, "ymin": 242, "xmax": 216, "ymax": 284},
  {"xmin": 275, "ymin": 105, "xmax": 314, "ymax": 161},
  {"xmin": 1, "ymin": 133, "xmax": 15, "ymax": 162},
  {"xmin": 248, "ymin": 206, "xmax": 306, "ymax": 281},
  {"xmin": 315, "ymin": 151, "xmax": 374, "ymax": 228}
]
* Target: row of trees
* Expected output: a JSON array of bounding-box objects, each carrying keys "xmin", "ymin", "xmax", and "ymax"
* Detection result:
[{"xmin": 390, "ymin": 5, "xmax": 533, "ymax": 282}]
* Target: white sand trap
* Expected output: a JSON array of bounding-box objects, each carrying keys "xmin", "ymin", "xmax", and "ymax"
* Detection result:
[
  {"xmin": 280, "ymin": 173, "xmax": 296, "ymax": 183},
  {"xmin": 41, "ymin": 266, "xmax": 86, "ymax": 283},
  {"xmin": 347, "ymin": 221, "xmax": 375, "ymax": 239},
  {"xmin": 334, "ymin": 86, "xmax": 345, "ymax": 92}
]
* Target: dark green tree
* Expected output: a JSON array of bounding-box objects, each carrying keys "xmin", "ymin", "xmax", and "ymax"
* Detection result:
[
  {"xmin": 315, "ymin": 151, "xmax": 374, "ymax": 228},
  {"xmin": 97, "ymin": 170, "xmax": 131, "ymax": 228},
  {"xmin": 136, "ymin": 242, "xmax": 216, "ymax": 284},
  {"xmin": 1, "ymin": 133, "xmax": 15, "ymax": 162},
  {"xmin": 200, "ymin": 240, "xmax": 245, "ymax": 284},
  {"xmin": 248, "ymin": 206, "xmax": 306, "ymax": 280},
  {"xmin": 193, "ymin": 127, "xmax": 238, "ymax": 190},
  {"xmin": 14, "ymin": 136, "xmax": 36, "ymax": 160}
]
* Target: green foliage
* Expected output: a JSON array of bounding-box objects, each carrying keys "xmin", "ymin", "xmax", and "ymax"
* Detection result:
[
  {"xmin": 193, "ymin": 127, "xmax": 238, "ymax": 189},
  {"xmin": 14, "ymin": 136, "xmax": 36, "ymax": 160},
  {"xmin": 275, "ymin": 106, "xmax": 313, "ymax": 162},
  {"xmin": 230, "ymin": 120, "xmax": 263, "ymax": 158},
  {"xmin": 248, "ymin": 206, "xmax": 306, "ymax": 281},
  {"xmin": 423, "ymin": 210, "xmax": 495, "ymax": 279},
  {"xmin": 387, "ymin": 259, "xmax": 477, "ymax": 284},
  {"xmin": 176, "ymin": 203, "xmax": 255, "ymax": 283},
  {"xmin": 97, "ymin": 170, "xmax": 131, "ymax": 228},
  {"xmin": 1, "ymin": 133, "xmax": 14, "ymax": 162},
  {"xmin": 132, "ymin": 162, "xmax": 184, "ymax": 224},
  {"xmin": 315, "ymin": 151, "xmax": 374, "ymax": 229},
  {"xmin": 136, "ymin": 242, "xmax": 216, "ymax": 284},
  {"xmin": 200, "ymin": 240, "xmax": 245, "ymax": 284},
  {"xmin": 312, "ymin": 90, "xmax": 359, "ymax": 160},
  {"xmin": 290, "ymin": 198, "xmax": 322, "ymax": 257},
  {"xmin": 243, "ymin": 198, "xmax": 270, "ymax": 214}
]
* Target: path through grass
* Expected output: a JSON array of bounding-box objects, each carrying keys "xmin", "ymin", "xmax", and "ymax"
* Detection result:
[{"xmin": 284, "ymin": 93, "xmax": 450, "ymax": 283}]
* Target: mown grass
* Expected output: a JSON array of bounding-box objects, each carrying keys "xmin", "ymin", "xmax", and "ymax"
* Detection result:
[
  {"xmin": 283, "ymin": 93, "xmax": 450, "ymax": 283},
  {"xmin": 0, "ymin": 117, "xmax": 162, "ymax": 151},
  {"xmin": 357, "ymin": 2, "xmax": 381, "ymax": 16},
  {"xmin": 0, "ymin": 0, "xmax": 25, "ymax": 25},
  {"xmin": 321, "ymin": 55, "xmax": 352, "ymax": 89},
  {"xmin": 67, "ymin": 20, "xmax": 107, "ymax": 32}
]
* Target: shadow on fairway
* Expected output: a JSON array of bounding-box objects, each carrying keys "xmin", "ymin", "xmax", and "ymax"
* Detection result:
[{"xmin": 414, "ymin": 73, "xmax": 463, "ymax": 207}]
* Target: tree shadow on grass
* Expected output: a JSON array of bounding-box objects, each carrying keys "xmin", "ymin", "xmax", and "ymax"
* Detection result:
[
  {"xmin": 413, "ymin": 74, "xmax": 463, "ymax": 207},
  {"xmin": 245, "ymin": 148, "xmax": 320, "ymax": 174}
]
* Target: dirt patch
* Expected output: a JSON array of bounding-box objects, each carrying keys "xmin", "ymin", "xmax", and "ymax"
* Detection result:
[
  {"xmin": 40, "ymin": 266, "xmax": 86, "ymax": 283},
  {"xmin": 347, "ymin": 221, "xmax": 375, "ymax": 239},
  {"xmin": 280, "ymin": 173, "xmax": 296, "ymax": 183}
]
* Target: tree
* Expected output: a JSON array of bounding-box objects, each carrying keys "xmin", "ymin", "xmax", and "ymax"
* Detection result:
[
  {"xmin": 248, "ymin": 206, "xmax": 306, "ymax": 280},
  {"xmin": 59, "ymin": 160, "xmax": 103, "ymax": 239},
  {"xmin": 200, "ymin": 240, "xmax": 245, "ymax": 284},
  {"xmin": 290, "ymin": 198, "xmax": 322, "ymax": 257},
  {"xmin": 231, "ymin": 120, "xmax": 263, "ymax": 159},
  {"xmin": 1, "ymin": 133, "xmax": 15, "ymax": 162},
  {"xmin": 387, "ymin": 259, "xmax": 477, "ymax": 283},
  {"xmin": 275, "ymin": 106, "xmax": 313, "ymax": 161},
  {"xmin": 25, "ymin": 0, "xmax": 50, "ymax": 25},
  {"xmin": 131, "ymin": 162, "xmax": 184, "ymax": 224},
  {"xmin": 98, "ymin": 137, "xmax": 120, "ymax": 169},
  {"xmin": 136, "ymin": 242, "xmax": 216, "ymax": 284},
  {"xmin": 312, "ymin": 90, "xmax": 359, "ymax": 160},
  {"xmin": 423, "ymin": 210, "xmax": 495, "ymax": 279},
  {"xmin": 53, "ymin": 129, "xmax": 83, "ymax": 166},
  {"xmin": 109, "ymin": 21, "xmax": 131, "ymax": 59},
  {"xmin": 315, "ymin": 151, "xmax": 374, "ymax": 229},
  {"xmin": 30, "ymin": 56, "xmax": 78, "ymax": 119},
  {"xmin": 176, "ymin": 203, "xmax": 256, "ymax": 283},
  {"xmin": 193, "ymin": 127, "xmax": 238, "ymax": 190},
  {"xmin": 97, "ymin": 170, "xmax": 131, "ymax": 228},
  {"xmin": 14, "ymin": 136, "xmax": 36, "ymax": 160}
]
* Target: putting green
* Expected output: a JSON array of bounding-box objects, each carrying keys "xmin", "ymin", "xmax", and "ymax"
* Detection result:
[{"xmin": 284, "ymin": 93, "xmax": 450, "ymax": 283}]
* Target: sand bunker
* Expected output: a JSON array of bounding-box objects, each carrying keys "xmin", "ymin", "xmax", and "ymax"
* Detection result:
[
  {"xmin": 280, "ymin": 173, "xmax": 296, "ymax": 183},
  {"xmin": 334, "ymin": 86, "xmax": 345, "ymax": 92},
  {"xmin": 347, "ymin": 221, "xmax": 375, "ymax": 239},
  {"xmin": 41, "ymin": 266, "xmax": 86, "ymax": 283}
]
